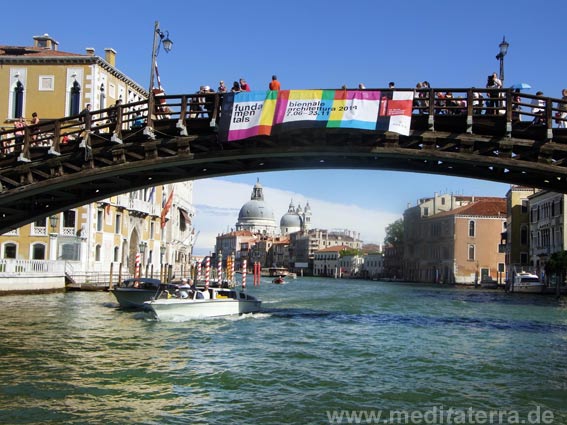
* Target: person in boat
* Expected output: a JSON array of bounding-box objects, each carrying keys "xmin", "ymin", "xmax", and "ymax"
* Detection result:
[{"xmin": 179, "ymin": 278, "xmax": 190, "ymax": 299}]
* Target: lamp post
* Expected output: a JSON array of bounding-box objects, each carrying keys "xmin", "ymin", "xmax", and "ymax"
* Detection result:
[
  {"xmin": 49, "ymin": 215, "xmax": 59, "ymax": 261},
  {"xmin": 147, "ymin": 21, "xmax": 173, "ymax": 131},
  {"xmin": 139, "ymin": 241, "xmax": 147, "ymax": 277},
  {"xmin": 496, "ymin": 36, "xmax": 509, "ymax": 85}
]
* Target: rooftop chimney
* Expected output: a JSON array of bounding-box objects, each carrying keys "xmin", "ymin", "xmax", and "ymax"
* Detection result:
[
  {"xmin": 104, "ymin": 48, "xmax": 116, "ymax": 67},
  {"xmin": 33, "ymin": 33, "xmax": 59, "ymax": 51},
  {"xmin": 85, "ymin": 48, "xmax": 95, "ymax": 56}
]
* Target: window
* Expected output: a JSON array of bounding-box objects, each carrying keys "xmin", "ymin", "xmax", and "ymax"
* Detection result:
[
  {"xmin": 520, "ymin": 252, "xmax": 529, "ymax": 265},
  {"xmin": 520, "ymin": 225, "xmax": 528, "ymax": 245},
  {"xmin": 113, "ymin": 247, "xmax": 119, "ymax": 262},
  {"xmin": 99, "ymin": 83, "xmax": 106, "ymax": 109},
  {"xmin": 4, "ymin": 243, "xmax": 17, "ymax": 259},
  {"xmin": 32, "ymin": 243, "xmax": 46, "ymax": 260},
  {"xmin": 423, "ymin": 207, "xmax": 429, "ymax": 217},
  {"xmin": 39, "ymin": 76, "xmax": 54, "ymax": 91},
  {"xmin": 468, "ymin": 220, "xmax": 476, "ymax": 237},
  {"xmin": 70, "ymin": 80, "xmax": 81, "ymax": 116},
  {"xmin": 97, "ymin": 210, "xmax": 103, "ymax": 231},
  {"xmin": 95, "ymin": 245, "xmax": 101, "ymax": 261},
  {"xmin": 468, "ymin": 244, "xmax": 475, "ymax": 261},
  {"xmin": 35, "ymin": 217, "xmax": 47, "ymax": 227},
  {"xmin": 13, "ymin": 81, "xmax": 24, "ymax": 118},
  {"xmin": 150, "ymin": 222, "xmax": 155, "ymax": 239},
  {"xmin": 115, "ymin": 214, "xmax": 121, "ymax": 234},
  {"xmin": 63, "ymin": 210, "xmax": 76, "ymax": 229}
]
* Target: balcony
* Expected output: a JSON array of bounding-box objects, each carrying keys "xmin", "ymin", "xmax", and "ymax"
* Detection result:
[{"xmin": 114, "ymin": 197, "xmax": 158, "ymax": 216}]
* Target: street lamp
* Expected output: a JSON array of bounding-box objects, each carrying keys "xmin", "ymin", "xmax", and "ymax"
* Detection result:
[
  {"xmin": 496, "ymin": 36, "xmax": 509, "ymax": 85},
  {"xmin": 49, "ymin": 215, "xmax": 59, "ymax": 261},
  {"xmin": 139, "ymin": 241, "xmax": 147, "ymax": 272},
  {"xmin": 147, "ymin": 21, "xmax": 173, "ymax": 132}
]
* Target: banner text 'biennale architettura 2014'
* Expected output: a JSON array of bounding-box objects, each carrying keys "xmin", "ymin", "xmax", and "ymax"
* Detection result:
[{"xmin": 218, "ymin": 90, "xmax": 413, "ymax": 142}]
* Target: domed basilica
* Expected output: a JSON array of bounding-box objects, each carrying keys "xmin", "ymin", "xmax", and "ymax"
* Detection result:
[{"xmin": 236, "ymin": 179, "xmax": 311, "ymax": 236}]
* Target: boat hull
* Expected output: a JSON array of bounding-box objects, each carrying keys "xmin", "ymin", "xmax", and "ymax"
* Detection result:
[
  {"xmin": 512, "ymin": 284, "xmax": 545, "ymax": 294},
  {"xmin": 111, "ymin": 287, "xmax": 159, "ymax": 309},
  {"xmin": 146, "ymin": 298, "xmax": 261, "ymax": 320}
]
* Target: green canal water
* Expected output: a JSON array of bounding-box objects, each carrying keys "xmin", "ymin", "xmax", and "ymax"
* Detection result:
[{"xmin": 0, "ymin": 278, "xmax": 566, "ymax": 424}]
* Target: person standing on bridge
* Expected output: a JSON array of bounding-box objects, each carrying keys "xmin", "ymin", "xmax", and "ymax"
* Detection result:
[
  {"xmin": 14, "ymin": 116, "xmax": 26, "ymax": 145},
  {"xmin": 486, "ymin": 73, "xmax": 502, "ymax": 115},
  {"xmin": 239, "ymin": 78, "xmax": 251, "ymax": 92},
  {"xmin": 269, "ymin": 75, "xmax": 281, "ymax": 91},
  {"xmin": 556, "ymin": 88, "xmax": 567, "ymax": 128},
  {"xmin": 79, "ymin": 103, "xmax": 92, "ymax": 130},
  {"xmin": 231, "ymin": 81, "xmax": 241, "ymax": 93},
  {"xmin": 218, "ymin": 81, "xmax": 227, "ymax": 93}
]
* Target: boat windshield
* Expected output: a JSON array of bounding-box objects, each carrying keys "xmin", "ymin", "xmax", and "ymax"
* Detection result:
[{"xmin": 519, "ymin": 276, "xmax": 540, "ymax": 283}]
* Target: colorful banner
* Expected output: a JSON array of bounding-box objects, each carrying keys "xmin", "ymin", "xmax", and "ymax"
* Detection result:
[
  {"xmin": 274, "ymin": 89, "xmax": 382, "ymax": 130},
  {"xmin": 218, "ymin": 91, "xmax": 277, "ymax": 141},
  {"xmin": 375, "ymin": 91, "xmax": 413, "ymax": 136},
  {"xmin": 219, "ymin": 90, "xmax": 413, "ymax": 141}
]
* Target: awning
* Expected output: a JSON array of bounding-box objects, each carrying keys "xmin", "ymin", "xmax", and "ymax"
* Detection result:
[{"xmin": 179, "ymin": 208, "xmax": 191, "ymax": 225}]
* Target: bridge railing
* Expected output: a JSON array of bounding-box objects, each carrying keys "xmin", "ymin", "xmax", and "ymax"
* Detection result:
[{"xmin": 1, "ymin": 88, "xmax": 566, "ymax": 164}]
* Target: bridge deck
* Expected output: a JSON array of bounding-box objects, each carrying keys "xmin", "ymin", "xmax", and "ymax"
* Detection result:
[{"xmin": 1, "ymin": 87, "xmax": 567, "ymax": 233}]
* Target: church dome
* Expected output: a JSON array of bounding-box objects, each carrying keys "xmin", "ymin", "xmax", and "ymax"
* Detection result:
[
  {"xmin": 236, "ymin": 180, "xmax": 277, "ymax": 234},
  {"xmin": 280, "ymin": 212, "xmax": 301, "ymax": 228},
  {"xmin": 280, "ymin": 199, "xmax": 302, "ymax": 234},
  {"xmin": 238, "ymin": 199, "xmax": 275, "ymax": 221}
]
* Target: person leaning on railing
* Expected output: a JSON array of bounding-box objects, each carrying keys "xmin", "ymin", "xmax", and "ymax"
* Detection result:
[{"xmin": 557, "ymin": 88, "xmax": 567, "ymax": 128}]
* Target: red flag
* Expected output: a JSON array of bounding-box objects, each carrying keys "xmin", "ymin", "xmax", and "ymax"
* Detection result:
[{"xmin": 160, "ymin": 189, "xmax": 174, "ymax": 228}]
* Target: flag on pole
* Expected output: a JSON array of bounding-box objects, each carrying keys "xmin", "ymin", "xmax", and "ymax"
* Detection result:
[
  {"xmin": 160, "ymin": 189, "xmax": 174, "ymax": 228},
  {"xmin": 155, "ymin": 60, "xmax": 164, "ymax": 92}
]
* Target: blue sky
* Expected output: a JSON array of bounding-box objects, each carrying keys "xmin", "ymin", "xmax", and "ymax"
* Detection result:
[{"xmin": 7, "ymin": 0, "xmax": 566, "ymax": 253}]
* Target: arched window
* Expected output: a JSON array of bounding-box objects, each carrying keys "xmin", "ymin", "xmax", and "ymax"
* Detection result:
[
  {"xmin": 70, "ymin": 81, "xmax": 81, "ymax": 116},
  {"xmin": 32, "ymin": 243, "xmax": 46, "ymax": 260},
  {"xmin": 114, "ymin": 246, "xmax": 119, "ymax": 262},
  {"xmin": 468, "ymin": 244, "xmax": 475, "ymax": 261},
  {"xmin": 13, "ymin": 81, "xmax": 24, "ymax": 118},
  {"xmin": 468, "ymin": 220, "xmax": 476, "ymax": 237},
  {"xmin": 99, "ymin": 83, "xmax": 106, "ymax": 110},
  {"xmin": 95, "ymin": 244, "xmax": 101, "ymax": 261},
  {"xmin": 4, "ymin": 243, "xmax": 17, "ymax": 259}
]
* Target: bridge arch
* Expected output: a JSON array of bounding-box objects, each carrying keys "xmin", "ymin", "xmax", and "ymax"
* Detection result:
[{"xmin": 1, "ymin": 87, "xmax": 567, "ymax": 234}]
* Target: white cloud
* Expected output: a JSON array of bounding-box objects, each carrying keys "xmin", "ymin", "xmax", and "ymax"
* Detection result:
[{"xmin": 191, "ymin": 179, "xmax": 400, "ymax": 255}]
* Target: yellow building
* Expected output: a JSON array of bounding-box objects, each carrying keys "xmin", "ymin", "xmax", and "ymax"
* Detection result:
[
  {"xmin": 0, "ymin": 34, "xmax": 194, "ymax": 287},
  {"xmin": 0, "ymin": 33, "xmax": 146, "ymax": 123}
]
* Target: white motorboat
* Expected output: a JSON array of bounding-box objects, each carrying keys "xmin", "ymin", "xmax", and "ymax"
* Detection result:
[
  {"xmin": 144, "ymin": 287, "xmax": 261, "ymax": 320},
  {"xmin": 511, "ymin": 272, "xmax": 545, "ymax": 293}
]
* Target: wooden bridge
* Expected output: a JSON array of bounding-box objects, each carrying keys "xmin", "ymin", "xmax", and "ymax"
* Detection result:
[{"xmin": 1, "ymin": 87, "xmax": 567, "ymax": 234}]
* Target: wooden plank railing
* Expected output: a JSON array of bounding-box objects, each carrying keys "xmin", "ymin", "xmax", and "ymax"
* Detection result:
[{"xmin": 1, "ymin": 88, "xmax": 566, "ymax": 164}]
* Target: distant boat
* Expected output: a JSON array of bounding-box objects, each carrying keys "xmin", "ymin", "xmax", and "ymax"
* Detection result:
[
  {"xmin": 268, "ymin": 267, "xmax": 297, "ymax": 279},
  {"xmin": 144, "ymin": 287, "xmax": 262, "ymax": 320},
  {"xmin": 272, "ymin": 276, "xmax": 285, "ymax": 285},
  {"xmin": 510, "ymin": 272, "xmax": 545, "ymax": 293}
]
